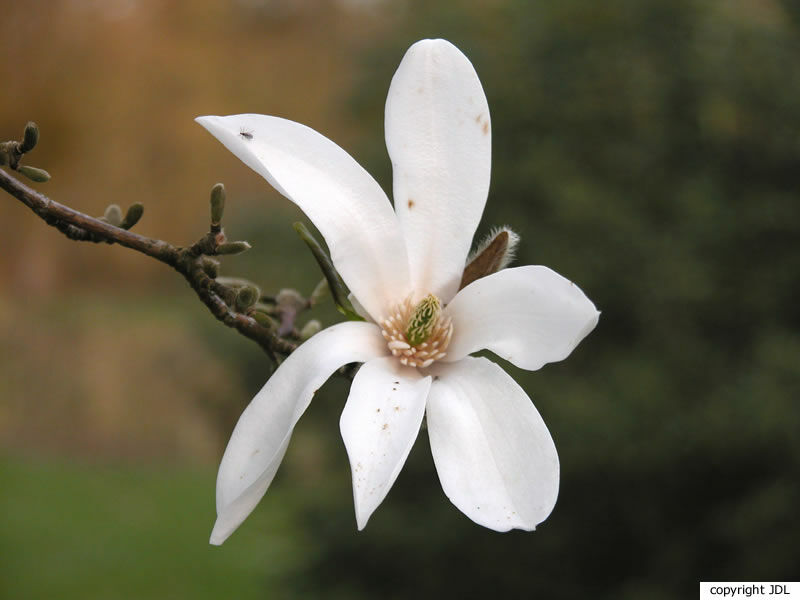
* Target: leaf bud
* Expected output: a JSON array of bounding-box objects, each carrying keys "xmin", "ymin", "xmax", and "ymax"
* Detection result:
[
  {"xmin": 20, "ymin": 122, "xmax": 39, "ymax": 153},
  {"xmin": 250, "ymin": 310, "xmax": 277, "ymax": 330},
  {"xmin": 0, "ymin": 142, "xmax": 10, "ymax": 166},
  {"xmin": 120, "ymin": 203, "xmax": 144, "ymax": 229},
  {"xmin": 17, "ymin": 165, "xmax": 50, "ymax": 183},
  {"xmin": 210, "ymin": 183, "xmax": 225, "ymax": 226},
  {"xmin": 235, "ymin": 285, "xmax": 260, "ymax": 311},
  {"xmin": 201, "ymin": 256, "xmax": 220, "ymax": 278},
  {"xmin": 309, "ymin": 278, "xmax": 329, "ymax": 306},
  {"xmin": 216, "ymin": 241, "xmax": 251, "ymax": 255},
  {"xmin": 300, "ymin": 319, "xmax": 322, "ymax": 341}
]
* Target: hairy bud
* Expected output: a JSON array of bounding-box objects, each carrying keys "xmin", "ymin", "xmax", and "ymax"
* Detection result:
[
  {"xmin": 276, "ymin": 288, "xmax": 306, "ymax": 311},
  {"xmin": 460, "ymin": 227, "xmax": 520, "ymax": 290},
  {"xmin": 104, "ymin": 204, "xmax": 123, "ymax": 226}
]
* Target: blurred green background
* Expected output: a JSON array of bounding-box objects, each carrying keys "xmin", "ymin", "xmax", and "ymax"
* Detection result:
[{"xmin": 2, "ymin": 0, "xmax": 799, "ymax": 598}]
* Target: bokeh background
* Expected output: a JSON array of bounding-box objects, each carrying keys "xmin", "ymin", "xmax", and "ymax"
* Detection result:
[{"xmin": 2, "ymin": 0, "xmax": 799, "ymax": 598}]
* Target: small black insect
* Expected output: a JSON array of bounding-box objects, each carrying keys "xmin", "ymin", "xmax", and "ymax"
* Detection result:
[{"xmin": 239, "ymin": 129, "xmax": 254, "ymax": 140}]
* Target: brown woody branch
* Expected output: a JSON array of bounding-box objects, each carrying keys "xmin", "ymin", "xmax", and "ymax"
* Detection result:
[{"xmin": 0, "ymin": 167, "xmax": 298, "ymax": 361}]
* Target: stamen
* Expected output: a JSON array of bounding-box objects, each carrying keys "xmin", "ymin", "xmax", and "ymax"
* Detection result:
[{"xmin": 380, "ymin": 294, "xmax": 454, "ymax": 369}]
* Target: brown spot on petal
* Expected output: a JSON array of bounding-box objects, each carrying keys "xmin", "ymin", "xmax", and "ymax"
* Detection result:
[
  {"xmin": 482, "ymin": 121, "xmax": 489, "ymax": 135},
  {"xmin": 407, "ymin": 198, "xmax": 415, "ymax": 209}
]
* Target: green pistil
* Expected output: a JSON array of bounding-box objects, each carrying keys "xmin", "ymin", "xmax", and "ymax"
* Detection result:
[{"xmin": 405, "ymin": 294, "xmax": 441, "ymax": 347}]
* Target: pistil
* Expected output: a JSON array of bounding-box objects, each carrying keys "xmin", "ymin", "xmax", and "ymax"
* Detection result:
[{"xmin": 381, "ymin": 294, "xmax": 453, "ymax": 368}]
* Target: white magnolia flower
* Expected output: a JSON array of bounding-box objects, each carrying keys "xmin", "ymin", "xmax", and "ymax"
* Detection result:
[{"xmin": 197, "ymin": 38, "xmax": 599, "ymax": 545}]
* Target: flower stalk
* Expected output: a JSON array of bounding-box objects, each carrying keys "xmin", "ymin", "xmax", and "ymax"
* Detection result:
[{"xmin": 293, "ymin": 221, "xmax": 362, "ymax": 320}]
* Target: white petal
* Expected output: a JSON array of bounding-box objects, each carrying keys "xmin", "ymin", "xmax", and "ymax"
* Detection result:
[
  {"xmin": 347, "ymin": 292, "xmax": 373, "ymax": 322},
  {"xmin": 210, "ymin": 321, "xmax": 387, "ymax": 545},
  {"xmin": 385, "ymin": 39, "xmax": 492, "ymax": 303},
  {"xmin": 196, "ymin": 114, "xmax": 410, "ymax": 321},
  {"xmin": 340, "ymin": 356, "xmax": 431, "ymax": 529},
  {"xmin": 426, "ymin": 357, "xmax": 559, "ymax": 531},
  {"xmin": 444, "ymin": 266, "xmax": 600, "ymax": 371}
]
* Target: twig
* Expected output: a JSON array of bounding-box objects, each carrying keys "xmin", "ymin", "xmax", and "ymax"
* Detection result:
[{"xmin": 0, "ymin": 167, "xmax": 297, "ymax": 360}]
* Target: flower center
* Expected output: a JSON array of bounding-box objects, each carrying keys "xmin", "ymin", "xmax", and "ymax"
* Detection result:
[{"xmin": 380, "ymin": 294, "xmax": 453, "ymax": 368}]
